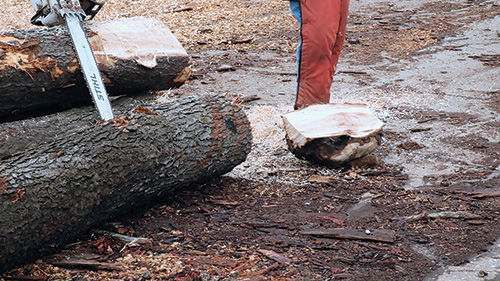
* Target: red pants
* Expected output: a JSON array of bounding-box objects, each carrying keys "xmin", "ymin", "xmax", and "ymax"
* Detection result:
[{"xmin": 294, "ymin": 0, "xmax": 350, "ymax": 109}]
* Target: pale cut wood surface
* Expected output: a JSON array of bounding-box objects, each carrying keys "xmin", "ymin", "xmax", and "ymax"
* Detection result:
[
  {"xmin": 283, "ymin": 103, "xmax": 384, "ymax": 166},
  {"xmin": 283, "ymin": 103, "xmax": 384, "ymax": 149}
]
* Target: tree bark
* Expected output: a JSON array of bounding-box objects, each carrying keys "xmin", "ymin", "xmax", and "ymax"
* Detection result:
[
  {"xmin": 0, "ymin": 17, "xmax": 190, "ymax": 121},
  {"xmin": 0, "ymin": 93, "xmax": 252, "ymax": 273}
]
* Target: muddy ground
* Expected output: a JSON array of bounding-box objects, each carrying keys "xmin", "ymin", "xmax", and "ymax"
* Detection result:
[{"xmin": 1, "ymin": 0, "xmax": 500, "ymax": 280}]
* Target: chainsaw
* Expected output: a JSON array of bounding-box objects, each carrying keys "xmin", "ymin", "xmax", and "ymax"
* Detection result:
[{"xmin": 31, "ymin": 0, "xmax": 114, "ymax": 120}]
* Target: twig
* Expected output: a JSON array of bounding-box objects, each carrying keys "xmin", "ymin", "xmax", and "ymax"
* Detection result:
[
  {"xmin": 94, "ymin": 230, "xmax": 150, "ymax": 244},
  {"xmin": 397, "ymin": 211, "xmax": 482, "ymax": 221},
  {"xmin": 94, "ymin": 230, "xmax": 150, "ymax": 252},
  {"xmin": 339, "ymin": 70, "xmax": 368, "ymax": 75},
  {"xmin": 50, "ymin": 259, "xmax": 122, "ymax": 271}
]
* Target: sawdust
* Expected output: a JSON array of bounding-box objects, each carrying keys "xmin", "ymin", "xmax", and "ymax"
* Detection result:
[{"xmin": 246, "ymin": 105, "xmax": 286, "ymax": 147}]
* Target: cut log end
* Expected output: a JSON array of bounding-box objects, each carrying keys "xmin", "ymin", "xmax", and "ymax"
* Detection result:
[{"xmin": 283, "ymin": 103, "xmax": 384, "ymax": 167}]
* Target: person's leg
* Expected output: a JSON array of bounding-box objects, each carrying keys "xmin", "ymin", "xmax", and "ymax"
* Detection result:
[
  {"xmin": 331, "ymin": 0, "xmax": 349, "ymax": 74},
  {"xmin": 294, "ymin": 0, "xmax": 349, "ymax": 109},
  {"xmin": 289, "ymin": 0, "xmax": 302, "ymax": 71}
]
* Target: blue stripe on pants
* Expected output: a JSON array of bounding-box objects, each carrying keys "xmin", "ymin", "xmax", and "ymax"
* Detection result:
[{"xmin": 290, "ymin": 0, "xmax": 302, "ymax": 71}]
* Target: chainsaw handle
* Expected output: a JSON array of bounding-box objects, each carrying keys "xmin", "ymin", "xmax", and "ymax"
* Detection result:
[
  {"xmin": 30, "ymin": 8, "xmax": 45, "ymax": 26},
  {"xmin": 80, "ymin": 0, "xmax": 105, "ymax": 20}
]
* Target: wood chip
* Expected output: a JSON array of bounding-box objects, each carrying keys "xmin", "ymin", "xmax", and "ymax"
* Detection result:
[
  {"xmin": 468, "ymin": 220, "xmax": 489, "ymax": 225},
  {"xmin": 409, "ymin": 126, "xmax": 432, "ymax": 132},
  {"xmin": 257, "ymin": 249, "xmax": 292, "ymax": 264},
  {"xmin": 216, "ymin": 64, "xmax": 236, "ymax": 72},
  {"xmin": 308, "ymin": 175, "xmax": 338, "ymax": 183},
  {"xmin": 240, "ymin": 94, "xmax": 261, "ymax": 103},
  {"xmin": 173, "ymin": 7, "xmax": 194, "ymax": 13},
  {"xmin": 319, "ymin": 216, "xmax": 347, "ymax": 226},
  {"xmin": 398, "ymin": 141, "xmax": 425, "ymax": 150}
]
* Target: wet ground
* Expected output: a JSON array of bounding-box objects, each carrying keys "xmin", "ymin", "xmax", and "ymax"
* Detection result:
[
  {"xmin": 1, "ymin": 0, "xmax": 500, "ymax": 280},
  {"xmin": 342, "ymin": 2, "xmax": 500, "ymax": 190},
  {"xmin": 180, "ymin": 1, "xmax": 500, "ymax": 279}
]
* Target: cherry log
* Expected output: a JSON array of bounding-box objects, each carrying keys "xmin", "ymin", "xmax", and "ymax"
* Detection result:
[
  {"xmin": 0, "ymin": 93, "xmax": 252, "ymax": 273},
  {"xmin": 0, "ymin": 17, "xmax": 190, "ymax": 121}
]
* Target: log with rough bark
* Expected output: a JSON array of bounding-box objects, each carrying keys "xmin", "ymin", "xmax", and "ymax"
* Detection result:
[
  {"xmin": 0, "ymin": 93, "xmax": 252, "ymax": 273},
  {"xmin": 0, "ymin": 17, "xmax": 190, "ymax": 121},
  {"xmin": 283, "ymin": 103, "xmax": 384, "ymax": 167}
]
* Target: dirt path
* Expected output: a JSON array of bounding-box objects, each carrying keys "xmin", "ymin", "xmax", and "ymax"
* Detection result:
[{"xmin": 1, "ymin": 0, "xmax": 500, "ymax": 280}]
